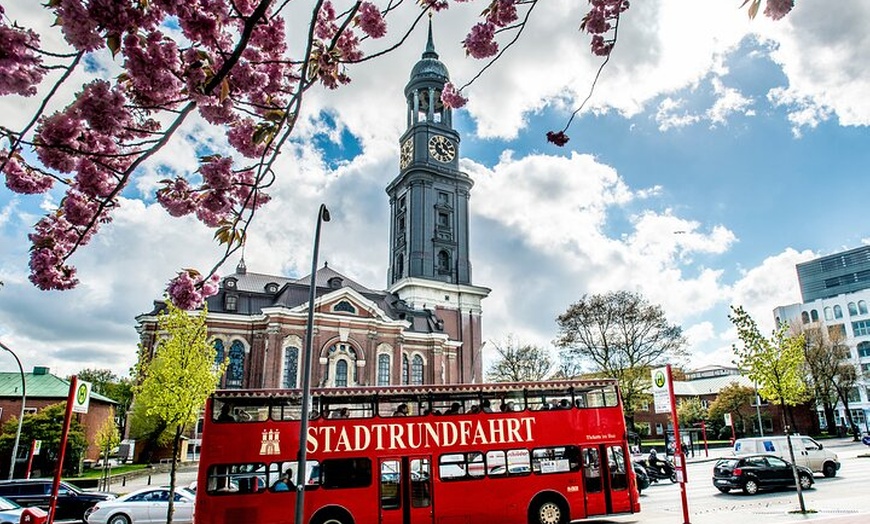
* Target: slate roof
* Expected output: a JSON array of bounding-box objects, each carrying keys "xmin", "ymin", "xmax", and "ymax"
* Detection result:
[
  {"xmin": 0, "ymin": 371, "xmax": 117, "ymax": 404},
  {"xmin": 673, "ymin": 374, "xmax": 755, "ymax": 396}
]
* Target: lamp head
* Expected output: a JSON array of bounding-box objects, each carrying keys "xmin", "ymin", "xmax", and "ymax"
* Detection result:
[{"xmin": 320, "ymin": 204, "xmax": 331, "ymax": 222}]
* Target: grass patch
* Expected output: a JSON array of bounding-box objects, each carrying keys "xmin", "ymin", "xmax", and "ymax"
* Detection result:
[{"xmin": 74, "ymin": 464, "xmax": 150, "ymax": 479}]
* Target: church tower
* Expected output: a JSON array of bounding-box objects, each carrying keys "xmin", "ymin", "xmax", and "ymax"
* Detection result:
[{"xmin": 386, "ymin": 23, "xmax": 490, "ymax": 383}]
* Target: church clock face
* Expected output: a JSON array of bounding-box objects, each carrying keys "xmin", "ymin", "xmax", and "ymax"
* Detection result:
[
  {"xmin": 400, "ymin": 138, "xmax": 414, "ymax": 169},
  {"xmin": 428, "ymin": 135, "xmax": 455, "ymax": 163}
]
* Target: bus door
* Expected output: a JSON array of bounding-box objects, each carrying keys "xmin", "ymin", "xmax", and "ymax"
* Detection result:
[
  {"xmin": 581, "ymin": 444, "xmax": 631, "ymax": 516},
  {"xmin": 379, "ymin": 456, "xmax": 433, "ymax": 524}
]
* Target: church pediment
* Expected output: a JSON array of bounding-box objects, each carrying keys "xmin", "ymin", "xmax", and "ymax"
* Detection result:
[{"xmin": 292, "ymin": 287, "xmax": 394, "ymax": 323}]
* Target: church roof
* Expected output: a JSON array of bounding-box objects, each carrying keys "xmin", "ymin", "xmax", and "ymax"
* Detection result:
[{"xmin": 408, "ymin": 20, "xmax": 449, "ymax": 84}]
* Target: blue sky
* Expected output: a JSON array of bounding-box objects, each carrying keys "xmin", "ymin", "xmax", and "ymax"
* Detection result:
[{"xmin": 1, "ymin": 1, "xmax": 869, "ymax": 378}]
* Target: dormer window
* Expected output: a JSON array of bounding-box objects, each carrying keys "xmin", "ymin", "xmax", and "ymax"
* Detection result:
[
  {"xmin": 265, "ymin": 282, "xmax": 279, "ymax": 293},
  {"xmin": 225, "ymin": 278, "xmax": 237, "ymax": 289},
  {"xmin": 225, "ymin": 294, "xmax": 238, "ymax": 311},
  {"xmin": 328, "ymin": 277, "xmax": 343, "ymax": 289}
]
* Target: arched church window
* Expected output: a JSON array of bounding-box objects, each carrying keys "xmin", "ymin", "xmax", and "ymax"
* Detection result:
[
  {"xmin": 213, "ymin": 339, "xmax": 225, "ymax": 367},
  {"xmin": 402, "ymin": 354, "xmax": 409, "ymax": 385},
  {"xmin": 226, "ymin": 340, "xmax": 245, "ymax": 389},
  {"xmin": 377, "ymin": 354, "xmax": 390, "ymax": 386},
  {"xmin": 334, "ymin": 300, "xmax": 356, "ymax": 314},
  {"xmin": 437, "ymin": 250, "xmax": 450, "ymax": 272},
  {"xmin": 834, "ymin": 305, "xmax": 843, "ymax": 319},
  {"xmin": 283, "ymin": 347, "xmax": 299, "ymax": 388},
  {"xmin": 824, "ymin": 307, "xmax": 833, "ymax": 321},
  {"xmin": 859, "ymin": 300, "xmax": 868, "ymax": 315},
  {"xmin": 411, "ymin": 355, "xmax": 424, "ymax": 385},
  {"xmin": 810, "ymin": 309, "xmax": 819, "ymax": 322},
  {"xmin": 335, "ymin": 360, "xmax": 348, "ymax": 387},
  {"xmin": 801, "ymin": 311, "xmax": 809, "ymax": 324},
  {"xmin": 848, "ymin": 302, "xmax": 858, "ymax": 316}
]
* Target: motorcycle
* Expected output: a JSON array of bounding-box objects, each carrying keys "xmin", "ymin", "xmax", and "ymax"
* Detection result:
[
  {"xmin": 637, "ymin": 457, "xmax": 678, "ymax": 483},
  {"xmin": 862, "ymin": 434, "xmax": 870, "ymax": 447}
]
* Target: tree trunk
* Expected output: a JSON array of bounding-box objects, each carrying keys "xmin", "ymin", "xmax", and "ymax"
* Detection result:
[
  {"xmin": 823, "ymin": 402, "xmax": 837, "ymax": 435},
  {"xmin": 166, "ymin": 425, "xmax": 182, "ymax": 524}
]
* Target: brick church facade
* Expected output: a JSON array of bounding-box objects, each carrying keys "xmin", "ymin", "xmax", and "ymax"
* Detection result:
[{"xmin": 136, "ymin": 25, "xmax": 490, "ymax": 389}]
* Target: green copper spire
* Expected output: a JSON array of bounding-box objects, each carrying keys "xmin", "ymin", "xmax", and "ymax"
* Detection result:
[{"xmin": 423, "ymin": 17, "xmax": 438, "ymax": 59}]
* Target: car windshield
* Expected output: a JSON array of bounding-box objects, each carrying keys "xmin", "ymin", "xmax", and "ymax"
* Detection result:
[
  {"xmin": 0, "ymin": 496, "xmax": 20, "ymax": 511},
  {"xmin": 59, "ymin": 482, "xmax": 83, "ymax": 495}
]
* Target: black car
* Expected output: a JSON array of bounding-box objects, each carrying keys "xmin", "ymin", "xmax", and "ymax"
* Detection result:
[
  {"xmin": 712, "ymin": 454, "xmax": 814, "ymax": 495},
  {"xmin": 0, "ymin": 479, "xmax": 115, "ymax": 521}
]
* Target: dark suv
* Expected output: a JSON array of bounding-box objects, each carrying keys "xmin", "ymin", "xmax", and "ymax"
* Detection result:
[{"xmin": 0, "ymin": 479, "xmax": 115, "ymax": 521}]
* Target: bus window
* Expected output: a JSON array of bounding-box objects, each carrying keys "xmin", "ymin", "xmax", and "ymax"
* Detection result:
[
  {"xmin": 410, "ymin": 458, "xmax": 431, "ymax": 507},
  {"xmin": 267, "ymin": 460, "xmax": 320, "ymax": 489},
  {"xmin": 532, "ymin": 446, "xmax": 581, "ymax": 474},
  {"xmin": 270, "ymin": 397, "xmax": 303, "ymax": 421},
  {"xmin": 526, "ymin": 388, "xmax": 572, "ymax": 411},
  {"xmin": 206, "ymin": 463, "xmax": 266, "ymax": 495},
  {"xmin": 467, "ymin": 452, "xmax": 485, "ymax": 478},
  {"xmin": 607, "ymin": 445, "xmax": 628, "ymax": 490},
  {"xmin": 582, "ymin": 448, "xmax": 602, "ymax": 492},
  {"xmin": 486, "ymin": 450, "xmax": 506, "ymax": 476},
  {"xmin": 438, "ymin": 454, "xmax": 466, "ymax": 480},
  {"xmin": 213, "ymin": 399, "xmax": 270, "ymax": 422},
  {"xmin": 324, "ymin": 396, "xmax": 375, "ymax": 419},
  {"xmin": 379, "ymin": 395, "xmax": 424, "ymax": 417},
  {"xmin": 380, "ymin": 460, "xmax": 400, "ymax": 509},
  {"xmin": 505, "ymin": 449, "xmax": 531, "ymax": 475},
  {"xmin": 322, "ymin": 458, "xmax": 371, "ymax": 489}
]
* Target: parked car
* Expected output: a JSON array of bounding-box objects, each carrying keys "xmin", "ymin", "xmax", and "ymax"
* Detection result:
[
  {"xmin": 85, "ymin": 487, "xmax": 195, "ymax": 524},
  {"xmin": 0, "ymin": 496, "xmax": 25, "ymax": 524},
  {"xmin": 0, "ymin": 479, "xmax": 115, "ymax": 521},
  {"xmin": 712, "ymin": 454, "xmax": 814, "ymax": 495},
  {"xmin": 733, "ymin": 435, "xmax": 840, "ymax": 477}
]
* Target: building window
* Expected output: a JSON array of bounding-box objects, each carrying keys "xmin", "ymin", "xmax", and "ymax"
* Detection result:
[
  {"xmin": 853, "ymin": 320, "xmax": 870, "ymax": 337},
  {"xmin": 655, "ymin": 423, "xmax": 663, "ymax": 435},
  {"xmin": 225, "ymin": 294, "xmax": 238, "ymax": 311},
  {"xmin": 848, "ymin": 302, "xmax": 858, "ymax": 316},
  {"xmin": 395, "ymin": 254, "xmax": 404, "ymax": 279},
  {"xmin": 335, "ymin": 360, "xmax": 348, "ymax": 387},
  {"xmin": 402, "ymin": 354, "xmax": 409, "ymax": 385},
  {"xmin": 226, "ymin": 340, "xmax": 245, "ymax": 389},
  {"xmin": 801, "ymin": 311, "xmax": 810, "ymax": 324},
  {"xmin": 411, "ymin": 355, "xmax": 424, "ymax": 385},
  {"xmin": 810, "ymin": 309, "xmax": 819, "ymax": 322},
  {"xmin": 437, "ymin": 211, "xmax": 450, "ymax": 228},
  {"xmin": 377, "ymin": 354, "xmax": 390, "ymax": 386},
  {"xmin": 861, "ymin": 363, "xmax": 870, "ymax": 374},
  {"xmin": 214, "ymin": 339, "xmax": 225, "ymax": 367},
  {"xmin": 834, "ymin": 305, "xmax": 843, "ymax": 319},
  {"xmin": 858, "ymin": 341, "xmax": 870, "ymax": 358},
  {"xmin": 437, "ymin": 250, "xmax": 450, "ymax": 273},
  {"xmin": 847, "ymin": 387, "xmax": 861, "ymax": 403},
  {"xmin": 334, "ymin": 300, "xmax": 356, "ymax": 314},
  {"xmin": 438, "ymin": 192, "xmax": 450, "ymax": 206},
  {"xmin": 860, "ymin": 300, "xmax": 869, "ymax": 315},
  {"xmin": 824, "ymin": 307, "xmax": 833, "ymax": 321},
  {"xmin": 283, "ymin": 347, "xmax": 299, "ymax": 388}
]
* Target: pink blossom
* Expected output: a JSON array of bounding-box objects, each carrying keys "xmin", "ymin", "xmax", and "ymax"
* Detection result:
[
  {"xmin": 75, "ymin": 159, "xmax": 116, "ymax": 199},
  {"xmin": 764, "ymin": 0, "xmax": 794, "ymax": 20},
  {"xmin": 122, "ymin": 31, "xmax": 184, "ymax": 107},
  {"xmin": 28, "ymin": 215, "xmax": 82, "ymax": 291},
  {"xmin": 54, "ymin": 0, "xmax": 104, "ymax": 51},
  {"xmin": 199, "ymin": 156, "xmax": 234, "ymax": 190},
  {"xmin": 175, "ymin": 1, "xmax": 231, "ymax": 45},
  {"xmin": 0, "ymin": 21, "xmax": 46, "ymax": 96},
  {"xmin": 336, "ymin": 30, "xmax": 362, "ymax": 62},
  {"xmin": 227, "ymin": 119, "xmax": 266, "ymax": 158},
  {"xmin": 424, "ymin": 0, "xmax": 449, "ymax": 11},
  {"xmin": 441, "ymin": 83, "xmax": 467, "ymax": 109},
  {"xmin": 484, "ymin": 0, "xmax": 518, "ymax": 28},
  {"xmin": 2, "ymin": 151, "xmax": 54, "ymax": 194},
  {"xmin": 35, "ymin": 113, "xmax": 83, "ymax": 173},
  {"xmin": 167, "ymin": 269, "xmax": 221, "ymax": 310},
  {"xmin": 72, "ymin": 80, "xmax": 131, "ymax": 135},
  {"xmin": 61, "ymin": 190, "xmax": 98, "ymax": 226},
  {"xmin": 315, "ymin": 2, "xmax": 338, "ymax": 40},
  {"xmin": 357, "ymin": 3, "xmax": 387, "ymax": 39},
  {"xmin": 195, "ymin": 204, "xmax": 225, "ymax": 227},
  {"xmin": 463, "ymin": 23, "xmax": 498, "ymax": 59},
  {"xmin": 157, "ymin": 177, "xmax": 198, "ymax": 217}
]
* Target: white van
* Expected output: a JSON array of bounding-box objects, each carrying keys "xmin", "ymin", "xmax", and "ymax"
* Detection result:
[{"xmin": 733, "ymin": 435, "xmax": 840, "ymax": 477}]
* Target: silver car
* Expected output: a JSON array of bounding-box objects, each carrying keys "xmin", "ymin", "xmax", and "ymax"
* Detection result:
[{"xmin": 85, "ymin": 487, "xmax": 194, "ymax": 524}]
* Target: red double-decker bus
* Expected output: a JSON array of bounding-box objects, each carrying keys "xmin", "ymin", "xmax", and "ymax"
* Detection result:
[{"xmin": 194, "ymin": 380, "xmax": 640, "ymax": 524}]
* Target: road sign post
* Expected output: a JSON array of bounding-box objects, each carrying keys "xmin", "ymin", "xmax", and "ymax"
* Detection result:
[{"xmin": 651, "ymin": 365, "xmax": 691, "ymax": 524}]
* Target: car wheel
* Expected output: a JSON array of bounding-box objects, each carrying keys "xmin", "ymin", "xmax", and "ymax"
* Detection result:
[
  {"xmin": 530, "ymin": 498, "xmax": 567, "ymax": 524},
  {"xmin": 311, "ymin": 509, "xmax": 353, "ymax": 524},
  {"xmin": 742, "ymin": 479, "xmax": 759, "ymax": 495},
  {"xmin": 108, "ymin": 514, "xmax": 132, "ymax": 524},
  {"xmin": 822, "ymin": 462, "xmax": 837, "ymax": 478},
  {"xmin": 717, "ymin": 487, "xmax": 730, "ymax": 494},
  {"xmin": 798, "ymin": 473, "xmax": 813, "ymax": 490}
]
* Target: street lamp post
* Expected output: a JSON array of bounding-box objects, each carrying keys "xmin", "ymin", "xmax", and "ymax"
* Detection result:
[
  {"xmin": 295, "ymin": 204, "xmax": 330, "ymax": 524},
  {"xmin": 0, "ymin": 341, "xmax": 26, "ymax": 480}
]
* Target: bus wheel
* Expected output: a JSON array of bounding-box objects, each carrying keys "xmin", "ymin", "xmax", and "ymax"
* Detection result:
[
  {"xmin": 311, "ymin": 508, "xmax": 354, "ymax": 524},
  {"xmin": 530, "ymin": 498, "xmax": 567, "ymax": 524}
]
